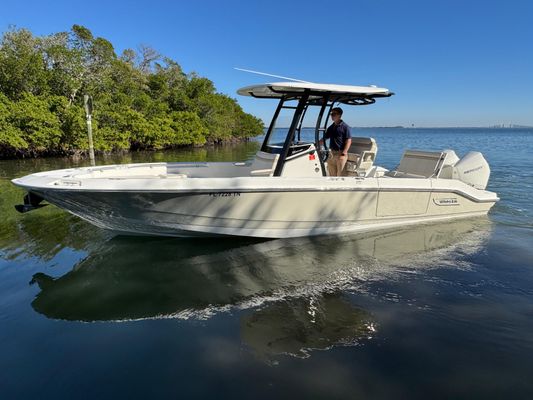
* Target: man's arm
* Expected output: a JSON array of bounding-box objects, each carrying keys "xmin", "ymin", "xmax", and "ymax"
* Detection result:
[
  {"xmin": 341, "ymin": 138, "xmax": 352, "ymax": 156},
  {"xmin": 341, "ymin": 124, "xmax": 352, "ymax": 156}
]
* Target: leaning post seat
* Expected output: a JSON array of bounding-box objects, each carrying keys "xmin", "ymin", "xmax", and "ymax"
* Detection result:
[{"xmin": 345, "ymin": 137, "xmax": 378, "ymax": 176}]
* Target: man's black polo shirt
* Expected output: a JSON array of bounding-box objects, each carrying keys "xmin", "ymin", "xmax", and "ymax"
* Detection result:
[{"xmin": 324, "ymin": 120, "xmax": 351, "ymax": 151}]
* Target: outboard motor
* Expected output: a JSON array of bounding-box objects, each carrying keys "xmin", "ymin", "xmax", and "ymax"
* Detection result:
[
  {"xmin": 452, "ymin": 152, "xmax": 491, "ymax": 190},
  {"xmin": 439, "ymin": 150, "xmax": 460, "ymax": 179},
  {"xmin": 15, "ymin": 192, "xmax": 47, "ymax": 213}
]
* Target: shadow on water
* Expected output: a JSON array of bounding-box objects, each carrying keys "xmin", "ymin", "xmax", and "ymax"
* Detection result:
[{"xmin": 29, "ymin": 218, "xmax": 492, "ymax": 357}]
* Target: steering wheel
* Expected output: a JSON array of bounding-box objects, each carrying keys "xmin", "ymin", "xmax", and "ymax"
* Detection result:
[{"xmin": 319, "ymin": 145, "xmax": 330, "ymax": 163}]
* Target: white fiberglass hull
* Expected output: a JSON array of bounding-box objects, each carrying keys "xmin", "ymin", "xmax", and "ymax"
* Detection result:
[{"xmin": 12, "ymin": 163, "xmax": 498, "ymax": 238}]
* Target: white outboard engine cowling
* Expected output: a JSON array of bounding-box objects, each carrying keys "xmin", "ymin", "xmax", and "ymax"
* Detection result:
[
  {"xmin": 439, "ymin": 150, "xmax": 460, "ymax": 179},
  {"xmin": 452, "ymin": 151, "xmax": 490, "ymax": 190}
]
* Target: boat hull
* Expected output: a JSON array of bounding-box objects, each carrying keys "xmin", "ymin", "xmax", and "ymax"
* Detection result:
[{"xmin": 24, "ymin": 186, "xmax": 495, "ymax": 238}]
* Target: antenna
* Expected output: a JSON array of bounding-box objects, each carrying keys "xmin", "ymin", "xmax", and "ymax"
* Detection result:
[{"xmin": 234, "ymin": 67, "xmax": 311, "ymax": 83}]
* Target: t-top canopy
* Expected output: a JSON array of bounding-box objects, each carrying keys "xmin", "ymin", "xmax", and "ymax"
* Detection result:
[{"xmin": 237, "ymin": 81, "xmax": 393, "ymax": 100}]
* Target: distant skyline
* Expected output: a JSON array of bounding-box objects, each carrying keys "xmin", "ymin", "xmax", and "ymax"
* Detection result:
[{"xmin": 1, "ymin": 0, "xmax": 532, "ymax": 127}]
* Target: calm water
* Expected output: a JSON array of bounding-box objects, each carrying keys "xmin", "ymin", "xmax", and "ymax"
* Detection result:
[{"xmin": 1, "ymin": 128, "xmax": 532, "ymax": 399}]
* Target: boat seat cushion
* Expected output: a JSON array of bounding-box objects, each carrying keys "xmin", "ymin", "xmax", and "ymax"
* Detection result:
[
  {"xmin": 393, "ymin": 150, "xmax": 445, "ymax": 178},
  {"xmin": 249, "ymin": 152, "xmax": 280, "ymax": 176},
  {"xmin": 349, "ymin": 137, "xmax": 376, "ymax": 152},
  {"xmin": 346, "ymin": 137, "xmax": 378, "ymax": 174}
]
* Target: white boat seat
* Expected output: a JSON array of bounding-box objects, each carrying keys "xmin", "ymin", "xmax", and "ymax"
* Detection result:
[
  {"xmin": 346, "ymin": 137, "xmax": 378, "ymax": 176},
  {"xmin": 249, "ymin": 151, "xmax": 280, "ymax": 177},
  {"xmin": 387, "ymin": 150, "xmax": 447, "ymax": 178}
]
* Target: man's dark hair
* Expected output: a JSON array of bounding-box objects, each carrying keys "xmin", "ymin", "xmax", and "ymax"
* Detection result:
[{"xmin": 332, "ymin": 107, "xmax": 343, "ymax": 115}]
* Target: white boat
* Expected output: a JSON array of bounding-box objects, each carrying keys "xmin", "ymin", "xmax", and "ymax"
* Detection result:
[{"xmin": 12, "ymin": 81, "xmax": 499, "ymax": 238}]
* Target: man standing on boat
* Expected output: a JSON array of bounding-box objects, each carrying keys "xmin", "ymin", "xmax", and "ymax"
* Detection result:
[{"xmin": 319, "ymin": 107, "xmax": 352, "ymax": 176}]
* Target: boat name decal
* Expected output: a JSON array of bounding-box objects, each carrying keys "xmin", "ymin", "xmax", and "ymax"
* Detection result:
[
  {"xmin": 433, "ymin": 197, "xmax": 459, "ymax": 206},
  {"xmin": 208, "ymin": 192, "xmax": 241, "ymax": 197}
]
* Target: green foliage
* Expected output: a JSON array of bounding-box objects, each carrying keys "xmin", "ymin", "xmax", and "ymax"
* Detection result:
[
  {"xmin": 0, "ymin": 25, "xmax": 263, "ymax": 158},
  {"xmin": 0, "ymin": 28, "xmax": 48, "ymax": 98},
  {"xmin": 0, "ymin": 93, "xmax": 64, "ymax": 155},
  {"xmin": 0, "ymin": 94, "xmax": 28, "ymax": 154},
  {"xmin": 170, "ymin": 111, "xmax": 208, "ymax": 146}
]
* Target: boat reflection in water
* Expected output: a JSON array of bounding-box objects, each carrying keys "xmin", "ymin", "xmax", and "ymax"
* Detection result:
[
  {"xmin": 31, "ymin": 218, "xmax": 491, "ymax": 357},
  {"xmin": 241, "ymin": 293, "xmax": 375, "ymax": 360}
]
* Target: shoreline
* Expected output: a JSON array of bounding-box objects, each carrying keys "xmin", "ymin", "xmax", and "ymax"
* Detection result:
[
  {"xmin": 0, "ymin": 136, "xmax": 255, "ymax": 161},
  {"xmin": 4, "ymin": 126, "xmax": 532, "ymax": 160}
]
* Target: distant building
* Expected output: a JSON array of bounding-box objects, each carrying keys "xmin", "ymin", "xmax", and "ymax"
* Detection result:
[{"xmin": 489, "ymin": 123, "xmax": 533, "ymax": 128}]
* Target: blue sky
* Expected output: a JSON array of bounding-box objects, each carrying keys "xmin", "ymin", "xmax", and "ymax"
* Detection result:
[{"xmin": 1, "ymin": 0, "xmax": 532, "ymax": 127}]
